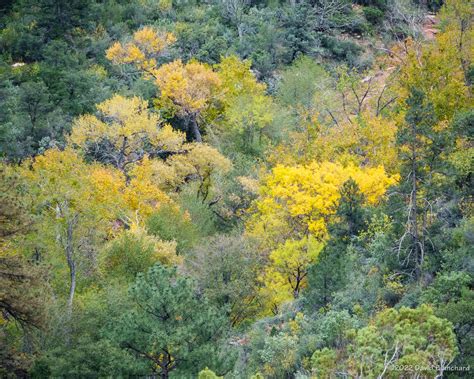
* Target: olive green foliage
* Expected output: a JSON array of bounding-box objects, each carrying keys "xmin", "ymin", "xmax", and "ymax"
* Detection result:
[
  {"xmin": 185, "ymin": 235, "xmax": 263, "ymax": 326},
  {"xmin": 146, "ymin": 203, "xmax": 199, "ymax": 253},
  {"xmin": 199, "ymin": 367, "xmax": 223, "ymax": 379}
]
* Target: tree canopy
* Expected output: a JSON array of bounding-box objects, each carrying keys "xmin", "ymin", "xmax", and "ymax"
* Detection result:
[{"xmin": 1, "ymin": 0, "xmax": 473, "ymax": 377}]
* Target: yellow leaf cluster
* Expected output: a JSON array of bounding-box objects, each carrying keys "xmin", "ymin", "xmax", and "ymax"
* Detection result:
[
  {"xmin": 312, "ymin": 114, "xmax": 398, "ymax": 173},
  {"xmin": 270, "ymin": 113, "xmax": 398, "ymax": 173},
  {"xmin": 249, "ymin": 161, "xmax": 398, "ymax": 244},
  {"xmin": 216, "ymin": 55, "xmax": 266, "ymax": 105},
  {"xmin": 99, "ymin": 224, "xmax": 181, "ymax": 280},
  {"xmin": 127, "ymin": 224, "xmax": 181, "ymax": 266},
  {"xmin": 249, "ymin": 161, "xmax": 397, "ymax": 312},
  {"xmin": 394, "ymin": 1, "xmax": 473, "ymax": 121},
  {"xmin": 69, "ymin": 95, "xmax": 188, "ymax": 176},
  {"xmin": 215, "ymin": 56, "xmax": 275, "ymax": 136},
  {"xmin": 22, "ymin": 148, "xmax": 126, "ymax": 224},
  {"xmin": 22, "ymin": 148, "xmax": 174, "ymax": 228},
  {"xmin": 124, "ymin": 180, "xmax": 172, "ymax": 220},
  {"xmin": 260, "ymin": 237, "xmax": 323, "ymax": 309},
  {"xmin": 154, "ymin": 60, "xmax": 221, "ymax": 115},
  {"xmin": 70, "ymin": 95, "xmax": 165, "ymax": 150},
  {"xmin": 167, "ymin": 143, "xmax": 232, "ymax": 184},
  {"xmin": 106, "ymin": 26, "xmax": 175, "ymax": 72}
]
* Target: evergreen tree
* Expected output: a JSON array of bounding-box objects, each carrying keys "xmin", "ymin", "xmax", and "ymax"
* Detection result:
[
  {"xmin": 396, "ymin": 88, "xmax": 443, "ymax": 279},
  {"xmin": 108, "ymin": 264, "xmax": 228, "ymax": 379},
  {"xmin": 305, "ymin": 179, "xmax": 367, "ymax": 311}
]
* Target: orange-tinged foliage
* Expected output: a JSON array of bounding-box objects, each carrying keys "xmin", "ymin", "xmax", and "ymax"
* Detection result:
[
  {"xmin": 23, "ymin": 148, "xmax": 170, "ymax": 226},
  {"xmin": 106, "ymin": 26, "xmax": 175, "ymax": 73},
  {"xmin": 107, "ymin": 29, "xmax": 222, "ymax": 120},
  {"xmin": 124, "ymin": 156, "xmax": 174, "ymax": 218},
  {"xmin": 154, "ymin": 60, "xmax": 221, "ymax": 115},
  {"xmin": 23, "ymin": 149, "xmax": 124, "ymax": 212}
]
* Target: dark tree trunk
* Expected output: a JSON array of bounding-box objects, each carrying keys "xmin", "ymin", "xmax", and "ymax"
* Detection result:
[{"xmin": 188, "ymin": 115, "xmax": 202, "ymax": 142}]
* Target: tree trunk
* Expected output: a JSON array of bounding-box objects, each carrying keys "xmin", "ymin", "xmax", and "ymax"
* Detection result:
[
  {"xmin": 237, "ymin": 23, "xmax": 244, "ymax": 42},
  {"xmin": 188, "ymin": 115, "xmax": 202, "ymax": 142},
  {"xmin": 117, "ymin": 136, "xmax": 128, "ymax": 175},
  {"xmin": 65, "ymin": 216, "xmax": 78, "ymax": 314},
  {"xmin": 410, "ymin": 126, "xmax": 421, "ymax": 278}
]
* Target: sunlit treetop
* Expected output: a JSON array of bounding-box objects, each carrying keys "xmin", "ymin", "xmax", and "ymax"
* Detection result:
[
  {"xmin": 69, "ymin": 95, "xmax": 186, "ymax": 173},
  {"xmin": 107, "ymin": 29, "xmax": 221, "ymax": 115},
  {"xmin": 106, "ymin": 26, "xmax": 176, "ymax": 73},
  {"xmin": 71, "ymin": 95, "xmax": 160, "ymax": 145},
  {"xmin": 154, "ymin": 59, "xmax": 222, "ymax": 116},
  {"xmin": 215, "ymin": 55, "xmax": 266, "ymax": 103},
  {"xmin": 248, "ymin": 161, "xmax": 399, "ymax": 244}
]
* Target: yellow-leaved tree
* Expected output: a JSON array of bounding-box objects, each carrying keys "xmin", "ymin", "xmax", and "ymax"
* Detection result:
[
  {"xmin": 248, "ymin": 161, "xmax": 398, "ymax": 312},
  {"xmin": 269, "ymin": 113, "xmax": 398, "ymax": 172},
  {"xmin": 392, "ymin": 0, "xmax": 473, "ymax": 121},
  {"xmin": 107, "ymin": 29, "xmax": 222, "ymax": 142},
  {"xmin": 69, "ymin": 94, "xmax": 185, "ymax": 176},
  {"xmin": 271, "ymin": 57, "xmax": 399, "ymax": 170},
  {"xmin": 69, "ymin": 95, "xmax": 231, "ymax": 216},
  {"xmin": 21, "ymin": 148, "xmax": 127, "ymax": 313},
  {"xmin": 215, "ymin": 56, "xmax": 276, "ymax": 153},
  {"xmin": 106, "ymin": 26, "xmax": 176, "ymax": 74},
  {"xmin": 309, "ymin": 113, "xmax": 398, "ymax": 173},
  {"xmin": 20, "ymin": 147, "xmax": 184, "ymax": 314},
  {"xmin": 108, "ymin": 32, "xmax": 279, "ymax": 148},
  {"xmin": 153, "ymin": 59, "xmax": 221, "ymax": 141}
]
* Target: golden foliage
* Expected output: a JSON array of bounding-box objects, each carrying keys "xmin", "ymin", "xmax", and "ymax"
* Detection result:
[
  {"xmin": 106, "ymin": 26, "xmax": 175, "ymax": 73},
  {"xmin": 249, "ymin": 161, "xmax": 398, "ymax": 244},
  {"xmin": 269, "ymin": 112, "xmax": 398, "ymax": 173},
  {"xmin": 393, "ymin": 1, "xmax": 473, "ymax": 121},
  {"xmin": 154, "ymin": 59, "xmax": 221, "ymax": 115},
  {"xmin": 22, "ymin": 148, "xmax": 126, "ymax": 221},
  {"xmin": 70, "ymin": 95, "xmax": 166, "ymax": 151},
  {"xmin": 260, "ymin": 236, "xmax": 323, "ymax": 309},
  {"xmin": 248, "ymin": 161, "xmax": 398, "ymax": 311}
]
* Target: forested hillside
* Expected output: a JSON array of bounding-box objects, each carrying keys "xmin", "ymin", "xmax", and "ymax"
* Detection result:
[{"xmin": 0, "ymin": 0, "xmax": 472, "ymax": 378}]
